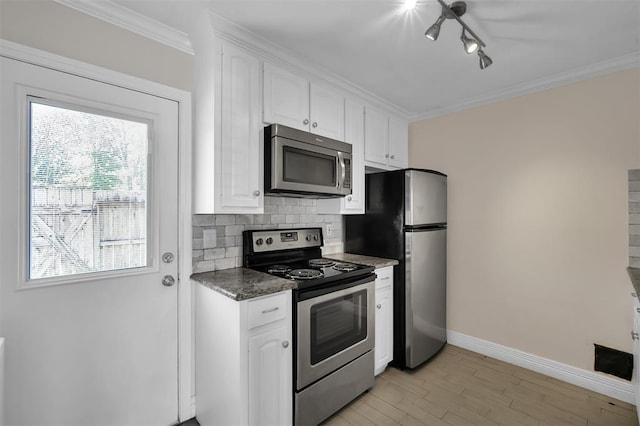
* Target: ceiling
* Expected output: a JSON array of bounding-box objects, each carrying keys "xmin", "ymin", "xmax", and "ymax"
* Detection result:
[{"xmin": 109, "ymin": 0, "xmax": 640, "ymax": 120}]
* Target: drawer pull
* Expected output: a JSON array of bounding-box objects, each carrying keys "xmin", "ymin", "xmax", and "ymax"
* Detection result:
[
  {"xmin": 261, "ymin": 307, "xmax": 280, "ymax": 314},
  {"xmin": 632, "ymin": 331, "xmax": 639, "ymax": 341},
  {"xmin": 380, "ymin": 276, "xmax": 390, "ymax": 281}
]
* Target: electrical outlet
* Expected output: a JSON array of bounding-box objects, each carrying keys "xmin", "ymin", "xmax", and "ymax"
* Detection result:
[{"xmin": 326, "ymin": 224, "xmax": 334, "ymax": 238}]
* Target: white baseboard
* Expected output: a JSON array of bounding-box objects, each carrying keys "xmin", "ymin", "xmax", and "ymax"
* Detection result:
[{"xmin": 447, "ymin": 330, "xmax": 635, "ymax": 405}]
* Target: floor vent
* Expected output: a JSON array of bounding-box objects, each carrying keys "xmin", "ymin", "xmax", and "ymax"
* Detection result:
[{"xmin": 594, "ymin": 344, "xmax": 633, "ymax": 381}]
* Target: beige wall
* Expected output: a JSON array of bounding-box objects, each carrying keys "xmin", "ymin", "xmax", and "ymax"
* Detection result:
[
  {"xmin": 410, "ymin": 68, "xmax": 640, "ymax": 374},
  {"xmin": 0, "ymin": 0, "xmax": 193, "ymax": 92}
]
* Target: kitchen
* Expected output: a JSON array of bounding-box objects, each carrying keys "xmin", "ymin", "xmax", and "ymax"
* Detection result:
[{"xmin": 0, "ymin": 1, "xmax": 639, "ymax": 425}]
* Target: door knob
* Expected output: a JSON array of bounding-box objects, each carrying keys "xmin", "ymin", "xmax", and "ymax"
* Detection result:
[
  {"xmin": 162, "ymin": 275, "xmax": 175, "ymax": 287},
  {"xmin": 162, "ymin": 252, "xmax": 174, "ymax": 263}
]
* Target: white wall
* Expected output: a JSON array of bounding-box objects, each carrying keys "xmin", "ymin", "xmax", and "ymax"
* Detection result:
[{"xmin": 410, "ymin": 68, "xmax": 640, "ymax": 375}]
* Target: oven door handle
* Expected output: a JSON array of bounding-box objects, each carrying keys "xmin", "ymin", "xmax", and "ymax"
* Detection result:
[{"xmin": 296, "ymin": 273, "xmax": 376, "ymax": 302}]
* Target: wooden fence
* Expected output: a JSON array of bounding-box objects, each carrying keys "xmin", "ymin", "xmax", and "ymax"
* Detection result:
[{"xmin": 31, "ymin": 188, "xmax": 146, "ymax": 279}]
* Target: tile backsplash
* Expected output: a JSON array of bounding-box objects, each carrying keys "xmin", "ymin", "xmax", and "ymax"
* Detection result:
[
  {"xmin": 630, "ymin": 170, "xmax": 640, "ymax": 267},
  {"xmin": 192, "ymin": 197, "xmax": 344, "ymax": 273}
]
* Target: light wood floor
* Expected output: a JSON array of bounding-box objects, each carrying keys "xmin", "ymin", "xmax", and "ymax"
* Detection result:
[{"xmin": 324, "ymin": 345, "xmax": 638, "ymax": 426}]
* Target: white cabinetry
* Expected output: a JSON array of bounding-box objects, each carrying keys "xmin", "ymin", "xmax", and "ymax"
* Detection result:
[
  {"xmin": 364, "ymin": 106, "xmax": 408, "ymax": 170},
  {"xmin": 195, "ymin": 286, "xmax": 292, "ymax": 426},
  {"xmin": 263, "ymin": 63, "xmax": 344, "ymax": 141},
  {"xmin": 317, "ymin": 99, "xmax": 365, "ymax": 214},
  {"xmin": 633, "ymin": 293, "xmax": 640, "ymax": 419},
  {"xmin": 375, "ymin": 266, "xmax": 394, "ymax": 375},
  {"xmin": 192, "ymin": 34, "xmax": 263, "ymax": 213}
]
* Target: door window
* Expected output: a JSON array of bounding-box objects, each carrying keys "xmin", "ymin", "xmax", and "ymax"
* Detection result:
[{"xmin": 29, "ymin": 99, "xmax": 149, "ymax": 280}]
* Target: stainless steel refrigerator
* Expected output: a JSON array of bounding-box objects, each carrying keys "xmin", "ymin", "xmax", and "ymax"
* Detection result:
[{"xmin": 345, "ymin": 168, "xmax": 447, "ymax": 369}]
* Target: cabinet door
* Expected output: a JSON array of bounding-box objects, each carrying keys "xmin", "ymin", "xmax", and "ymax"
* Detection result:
[
  {"xmin": 375, "ymin": 285, "xmax": 393, "ymax": 375},
  {"xmin": 310, "ymin": 84, "xmax": 344, "ymax": 140},
  {"xmin": 343, "ymin": 100, "xmax": 365, "ymax": 213},
  {"xmin": 248, "ymin": 323, "xmax": 292, "ymax": 426},
  {"xmin": 364, "ymin": 106, "xmax": 389, "ymax": 167},
  {"xmin": 263, "ymin": 63, "xmax": 309, "ymax": 131},
  {"xmin": 219, "ymin": 42, "xmax": 262, "ymax": 212},
  {"xmin": 388, "ymin": 116, "xmax": 409, "ymax": 169}
]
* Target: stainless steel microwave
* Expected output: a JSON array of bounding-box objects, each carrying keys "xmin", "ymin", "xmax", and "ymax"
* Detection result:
[{"xmin": 264, "ymin": 124, "xmax": 352, "ymax": 198}]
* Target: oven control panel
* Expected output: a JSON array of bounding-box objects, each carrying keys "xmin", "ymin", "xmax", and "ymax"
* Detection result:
[{"xmin": 248, "ymin": 228, "xmax": 323, "ymax": 253}]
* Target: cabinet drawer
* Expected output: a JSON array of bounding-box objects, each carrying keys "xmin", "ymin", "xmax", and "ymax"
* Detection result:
[
  {"xmin": 375, "ymin": 266, "xmax": 393, "ymax": 290},
  {"xmin": 248, "ymin": 293, "xmax": 288, "ymax": 329}
]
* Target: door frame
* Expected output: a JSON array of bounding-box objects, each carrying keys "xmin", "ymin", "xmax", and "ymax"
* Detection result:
[{"xmin": 0, "ymin": 39, "xmax": 194, "ymax": 421}]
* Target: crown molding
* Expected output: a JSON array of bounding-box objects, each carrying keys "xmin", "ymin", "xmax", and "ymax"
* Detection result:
[
  {"xmin": 410, "ymin": 51, "xmax": 640, "ymax": 122},
  {"xmin": 53, "ymin": 0, "xmax": 193, "ymax": 55}
]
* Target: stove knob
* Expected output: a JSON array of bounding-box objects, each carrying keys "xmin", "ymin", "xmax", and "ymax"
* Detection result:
[
  {"xmin": 266, "ymin": 237, "xmax": 273, "ymax": 245},
  {"xmin": 256, "ymin": 238, "xmax": 263, "ymax": 246},
  {"xmin": 313, "ymin": 235, "xmax": 319, "ymax": 241},
  {"xmin": 306, "ymin": 235, "xmax": 312, "ymax": 241}
]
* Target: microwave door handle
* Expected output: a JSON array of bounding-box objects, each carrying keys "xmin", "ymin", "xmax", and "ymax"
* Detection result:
[{"xmin": 337, "ymin": 152, "xmax": 346, "ymax": 190}]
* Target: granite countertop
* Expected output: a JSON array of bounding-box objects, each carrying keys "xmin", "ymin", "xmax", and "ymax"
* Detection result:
[
  {"xmin": 325, "ymin": 253, "xmax": 399, "ymax": 269},
  {"xmin": 191, "ymin": 252, "xmax": 397, "ymax": 302},
  {"xmin": 191, "ymin": 268, "xmax": 296, "ymax": 301},
  {"xmin": 628, "ymin": 267, "xmax": 640, "ymax": 302}
]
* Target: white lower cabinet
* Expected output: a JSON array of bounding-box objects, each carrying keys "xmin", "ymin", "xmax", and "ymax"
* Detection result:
[
  {"xmin": 375, "ymin": 266, "xmax": 394, "ymax": 375},
  {"xmin": 195, "ymin": 285, "xmax": 292, "ymax": 426}
]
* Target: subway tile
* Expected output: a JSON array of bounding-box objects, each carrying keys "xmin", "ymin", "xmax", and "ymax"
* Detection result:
[
  {"xmin": 192, "ymin": 226, "xmax": 204, "ymax": 238},
  {"xmin": 192, "ymin": 238, "xmax": 203, "ymax": 250},
  {"xmin": 215, "ymin": 215, "xmax": 236, "ymax": 225},
  {"xmin": 255, "ymin": 214, "xmax": 270, "ymax": 224},
  {"xmin": 214, "ymin": 257, "xmax": 236, "ymax": 271},
  {"xmin": 285, "ymin": 214, "xmax": 300, "ymax": 224},
  {"xmin": 264, "ymin": 204, "xmax": 278, "ymax": 214},
  {"xmin": 235, "ymin": 257, "xmax": 243, "ymax": 268},
  {"xmin": 193, "ymin": 260, "xmax": 216, "ymax": 273},
  {"xmin": 277, "ymin": 205, "xmax": 293, "ymax": 214},
  {"xmin": 278, "ymin": 223, "xmax": 294, "ymax": 229},
  {"xmin": 629, "ymin": 169, "xmax": 640, "ymax": 181},
  {"xmin": 300, "ymin": 199, "xmax": 314, "ymax": 206},
  {"xmin": 204, "ymin": 248, "xmax": 225, "ymax": 260},
  {"xmin": 192, "ymin": 214, "xmax": 215, "ymax": 226},
  {"xmin": 192, "ymin": 250, "xmax": 204, "ymax": 262},
  {"xmin": 271, "ymin": 214, "xmax": 285, "ymax": 224},
  {"xmin": 235, "ymin": 215, "xmax": 254, "ymax": 225},
  {"xmin": 226, "ymin": 246, "xmax": 241, "ymax": 258},
  {"xmin": 215, "ymin": 225, "xmax": 226, "ymax": 237},
  {"xmin": 235, "ymin": 236, "xmax": 244, "ymax": 246},
  {"xmin": 225, "ymin": 225, "xmax": 245, "ymax": 236},
  {"xmin": 217, "ymin": 236, "xmax": 236, "ymax": 247}
]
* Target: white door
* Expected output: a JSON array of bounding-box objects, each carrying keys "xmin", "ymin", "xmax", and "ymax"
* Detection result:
[{"xmin": 0, "ymin": 57, "xmax": 180, "ymax": 425}]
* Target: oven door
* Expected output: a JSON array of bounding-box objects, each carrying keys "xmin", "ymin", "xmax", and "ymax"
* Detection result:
[
  {"xmin": 296, "ymin": 276, "xmax": 374, "ymax": 390},
  {"xmin": 270, "ymin": 136, "xmax": 352, "ymax": 196}
]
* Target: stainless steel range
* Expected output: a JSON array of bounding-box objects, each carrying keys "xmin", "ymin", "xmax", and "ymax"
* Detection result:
[{"xmin": 243, "ymin": 227, "xmax": 376, "ymax": 426}]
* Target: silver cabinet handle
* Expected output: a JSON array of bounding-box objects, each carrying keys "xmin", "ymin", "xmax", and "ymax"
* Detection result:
[
  {"xmin": 376, "ymin": 304, "xmax": 382, "ymax": 309},
  {"xmin": 261, "ymin": 307, "xmax": 279, "ymax": 314},
  {"xmin": 312, "ymin": 121, "xmax": 318, "ymax": 128},
  {"xmin": 380, "ymin": 276, "xmax": 390, "ymax": 281},
  {"xmin": 390, "ymin": 155, "xmax": 395, "ymax": 159},
  {"xmin": 303, "ymin": 119, "xmax": 309, "ymax": 125},
  {"xmin": 161, "ymin": 275, "xmax": 175, "ymax": 287},
  {"xmin": 282, "ymin": 341, "xmax": 289, "ymax": 348},
  {"xmin": 253, "ymin": 190, "xmax": 261, "ymax": 197},
  {"xmin": 632, "ymin": 331, "xmax": 639, "ymax": 341},
  {"xmin": 347, "ymin": 195, "xmax": 352, "ymax": 201}
]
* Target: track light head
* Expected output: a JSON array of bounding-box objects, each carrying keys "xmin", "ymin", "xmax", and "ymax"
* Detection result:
[
  {"xmin": 478, "ymin": 49, "xmax": 493, "ymax": 69},
  {"xmin": 425, "ymin": 14, "xmax": 446, "ymax": 41},
  {"xmin": 460, "ymin": 29, "xmax": 479, "ymax": 54}
]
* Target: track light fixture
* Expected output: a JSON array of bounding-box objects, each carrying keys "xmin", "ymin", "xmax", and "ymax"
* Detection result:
[{"xmin": 424, "ymin": 0, "xmax": 493, "ymax": 70}]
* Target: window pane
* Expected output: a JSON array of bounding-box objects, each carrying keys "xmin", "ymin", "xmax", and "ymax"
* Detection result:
[{"xmin": 29, "ymin": 101, "xmax": 149, "ymax": 280}]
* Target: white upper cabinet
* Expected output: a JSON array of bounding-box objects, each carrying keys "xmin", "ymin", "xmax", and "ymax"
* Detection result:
[
  {"xmin": 364, "ymin": 106, "xmax": 408, "ymax": 170},
  {"xmin": 263, "ymin": 63, "xmax": 344, "ymax": 141},
  {"xmin": 192, "ymin": 31, "xmax": 263, "ymax": 213},
  {"xmin": 317, "ymin": 99, "xmax": 365, "ymax": 214}
]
